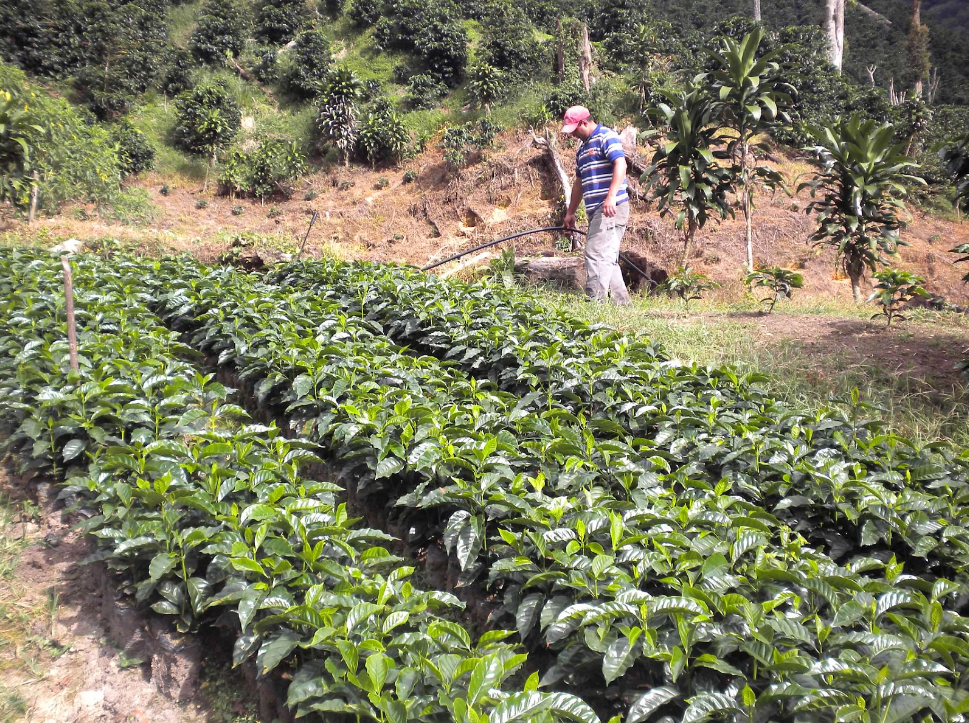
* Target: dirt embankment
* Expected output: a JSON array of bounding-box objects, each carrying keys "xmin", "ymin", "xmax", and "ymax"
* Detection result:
[
  {"xmin": 0, "ymin": 468, "xmax": 248, "ymax": 723},
  {"xmin": 6, "ymin": 128, "xmax": 969, "ymax": 306}
]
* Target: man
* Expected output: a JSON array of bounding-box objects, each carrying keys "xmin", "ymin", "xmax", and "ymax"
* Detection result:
[{"xmin": 562, "ymin": 105, "xmax": 632, "ymax": 306}]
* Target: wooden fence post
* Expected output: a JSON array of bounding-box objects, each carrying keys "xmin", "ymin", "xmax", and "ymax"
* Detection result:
[{"xmin": 61, "ymin": 255, "xmax": 79, "ymax": 372}]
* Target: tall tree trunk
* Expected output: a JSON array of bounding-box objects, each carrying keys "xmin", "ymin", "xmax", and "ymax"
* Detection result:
[
  {"xmin": 682, "ymin": 217, "xmax": 697, "ymax": 269},
  {"xmin": 579, "ymin": 23, "xmax": 593, "ymax": 93},
  {"xmin": 847, "ymin": 259, "xmax": 864, "ymax": 303},
  {"xmin": 741, "ymin": 139, "xmax": 754, "ymax": 271},
  {"xmin": 825, "ymin": 0, "xmax": 845, "ymax": 73},
  {"xmin": 555, "ymin": 19, "xmax": 566, "ymax": 83},
  {"xmin": 743, "ymin": 187, "xmax": 754, "ymax": 272},
  {"xmin": 753, "ymin": 0, "xmax": 761, "ymax": 22},
  {"xmin": 908, "ymin": 0, "xmax": 928, "ymax": 97}
]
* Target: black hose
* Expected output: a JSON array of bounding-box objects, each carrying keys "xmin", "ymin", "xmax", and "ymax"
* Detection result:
[
  {"xmin": 421, "ymin": 226, "xmax": 580, "ymax": 271},
  {"xmin": 421, "ymin": 226, "xmax": 653, "ymax": 282}
]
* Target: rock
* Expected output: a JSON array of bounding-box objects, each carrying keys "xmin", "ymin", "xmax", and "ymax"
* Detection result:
[
  {"xmin": 76, "ymin": 689, "xmax": 105, "ymax": 708},
  {"xmin": 515, "ymin": 256, "xmax": 583, "ymax": 289},
  {"xmin": 619, "ymin": 251, "xmax": 668, "ymax": 293}
]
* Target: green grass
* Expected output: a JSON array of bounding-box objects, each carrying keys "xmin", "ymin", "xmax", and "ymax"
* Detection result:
[
  {"xmin": 324, "ymin": 20, "xmax": 407, "ymax": 87},
  {"xmin": 548, "ymin": 292, "xmax": 969, "ymax": 446},
  {"xmin": 129, "ymin": 92, "xmax": 207, "ymax": 180},
  {"xmin": 167, "ymin": 0, "xmax": 201, "ymax": 48}
]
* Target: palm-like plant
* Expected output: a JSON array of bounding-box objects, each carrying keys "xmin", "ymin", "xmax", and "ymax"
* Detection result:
[
  {"xmin": 642, "ymin": 80, "xmax": 734, "ymax": 268},
  {"xmin": 707, "ymin": 28, "xmax": 793, "ymax": 271},
  {"xmin": 316, "ymin": 66, "xmax": 363, "ymax": 166},
  {"xmin": 799, "ymin": 114, "xmax": 924, "ymax": 303},
  {"xmin": 466, "ymin": 61, "xmax": 503, "ymax": 112},
  {"xmin": 938, "ymin": 132, "xmax": 969, "ymax": 215}
]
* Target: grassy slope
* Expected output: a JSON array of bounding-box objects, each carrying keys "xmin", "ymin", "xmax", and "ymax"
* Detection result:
[{"xmin": 550, "ymin": 292, "xmax": 969, "ymax": 446}]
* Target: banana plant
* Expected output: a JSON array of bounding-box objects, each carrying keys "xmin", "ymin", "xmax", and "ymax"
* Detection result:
[
  {"xmin": 799, "ymin": 114, "xmax": 925, "ymax": 303},
  {"xmin": 707, "ymin": 28, "xmax": 794, "ymax": 271}
]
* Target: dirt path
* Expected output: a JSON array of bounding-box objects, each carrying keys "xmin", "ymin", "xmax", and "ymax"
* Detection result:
[{"xmin": 0, "ymin": 471, "xmax": 216, "ymax": 723}]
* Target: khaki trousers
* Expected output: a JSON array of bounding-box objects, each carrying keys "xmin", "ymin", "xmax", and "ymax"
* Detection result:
[{"xmin": 585, "ymin": 203, "xmax": 631, "ymax": 305}]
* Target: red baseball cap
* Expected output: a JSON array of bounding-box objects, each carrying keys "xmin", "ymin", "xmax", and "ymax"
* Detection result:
[{"xmin": 561, "ymin": 105, "xmax": 591, "ymax": 134}]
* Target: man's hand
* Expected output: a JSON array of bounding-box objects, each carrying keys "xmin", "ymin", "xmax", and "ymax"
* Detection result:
[
  {"xmin": 602, "ymin": 194, "xmax": 617, "ymax": 218},
  {"xmin": 564, "ymin": 210, "xmax": 576, "ymax": 229}
]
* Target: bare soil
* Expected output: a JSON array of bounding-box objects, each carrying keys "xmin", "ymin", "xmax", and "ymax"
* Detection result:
[{"xmin": 0, "ymin": 470, "xmax": 212, "ymax": 723}]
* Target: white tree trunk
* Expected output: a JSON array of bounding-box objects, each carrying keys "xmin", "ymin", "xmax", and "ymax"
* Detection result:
[
  {"xmin": 753, "ymin": 0, "xmax": 761, "ymax": 22},
  {"xmin": 825, "ymin": 0, "xmax": 845, "ymax": 73},
  {"xmin": 579, "ymin": 23, "xmax": 592, "ymax": 92}
]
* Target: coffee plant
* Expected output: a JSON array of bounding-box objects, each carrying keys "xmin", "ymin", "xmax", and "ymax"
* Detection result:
[
  {"xmin": 286, "ymin": 29, "xmax": 333, "ymax": 100},
  {"xmin": 661, "ymin": 267, "xmax": 720, "ymax": 309},
  {"xmin": 255, "ymin": 0, "xmax": 307, "ymax": 44},
  {"xmin": 72, "ymin": 1, "xmax": 168, "ymax": 119},
  {"xmin": 219, "ymin": 138, "xmax": 306, "ymax": 199},
  {"xmin": 357, "ymin": 98, "xmax": 410, "ymax": 166},
  {"xmin": 478, "ymin": 0, "xmax": 546, "ymax": 77},
  {"xmin": 251, "ymin": 46, "xmax": 280, "ymax": 83},
  {"xmin": 8, "ymin": 247, "xmax": 969, "ymax": 723},
  {"xmin": 868, "ymin": 268, "xmax": 928, "ymax": 326},
  {"xmin": 441, "ymin": 119, "xmax": 500, "ymax": 170},
  {"xmin": 0, "ymin": 249, "xmax": 595, "ymax": 723},
  {"xmin": 190, "ymin": 0, "xmax": 250, "ymax": 65},
  {"xmin": 348, "ymin": 0, "xmax": 384, "ymax": 27},
  {"xmin": 158, "ymin": 48, "xmax": 198, "ymax": 97},
  {"xmin": 174, "ymin": 255, "xmax": 969, "ymax": 722},
  {"xmin": 938, "ymin": 132, "xmax": 969, "ymax": 214},
  {"xmin": 466, "ymin": 61, "xmax": 504, "ymax": 110},
  {"xmin": 173, "ymin": 81, "xmax": 242, "ymax": 160},
  {"xmin": 110, "ymin": 120, "xmax": 155, "ymax": 177},
  {"xmin": 744, "ymin": 266, "xmax": 803, "ymax": 313},
  {"xmin": 0, "ymin": 0, "xmax": 86, "ymax": 77},
  {"xmin": 373, "ymin": 0, "xmax": 468, "ymax": 86},
  {"xmin": 405, "ymin": 74, "xmax": 448, "ymax": 110}
]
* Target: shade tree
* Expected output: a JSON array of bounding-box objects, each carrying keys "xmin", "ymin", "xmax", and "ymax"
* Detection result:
[{"xmin": 799, "ymin": 114, "xmax": 924, "ymax": 303}]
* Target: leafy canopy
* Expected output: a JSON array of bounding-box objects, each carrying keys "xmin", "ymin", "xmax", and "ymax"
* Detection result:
[{"xmin": 642, "ymin": 79, "xmax": 734, "ymax": 266}]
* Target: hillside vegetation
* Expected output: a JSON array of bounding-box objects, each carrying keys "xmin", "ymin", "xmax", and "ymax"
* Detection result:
[{"xmin": 1, "ymin": 0, "xmax": 968, "ymax": 211}]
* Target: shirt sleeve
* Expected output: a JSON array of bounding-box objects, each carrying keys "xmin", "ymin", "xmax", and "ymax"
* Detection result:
[{"xmin": 601, "ymin": 132, "xmax": 625, "ymax": 163}]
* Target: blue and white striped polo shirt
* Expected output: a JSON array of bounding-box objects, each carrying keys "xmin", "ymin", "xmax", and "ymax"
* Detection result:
[{"xmin": 576, "ymin": 124, "xmax": 628, "ymax": 215}]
